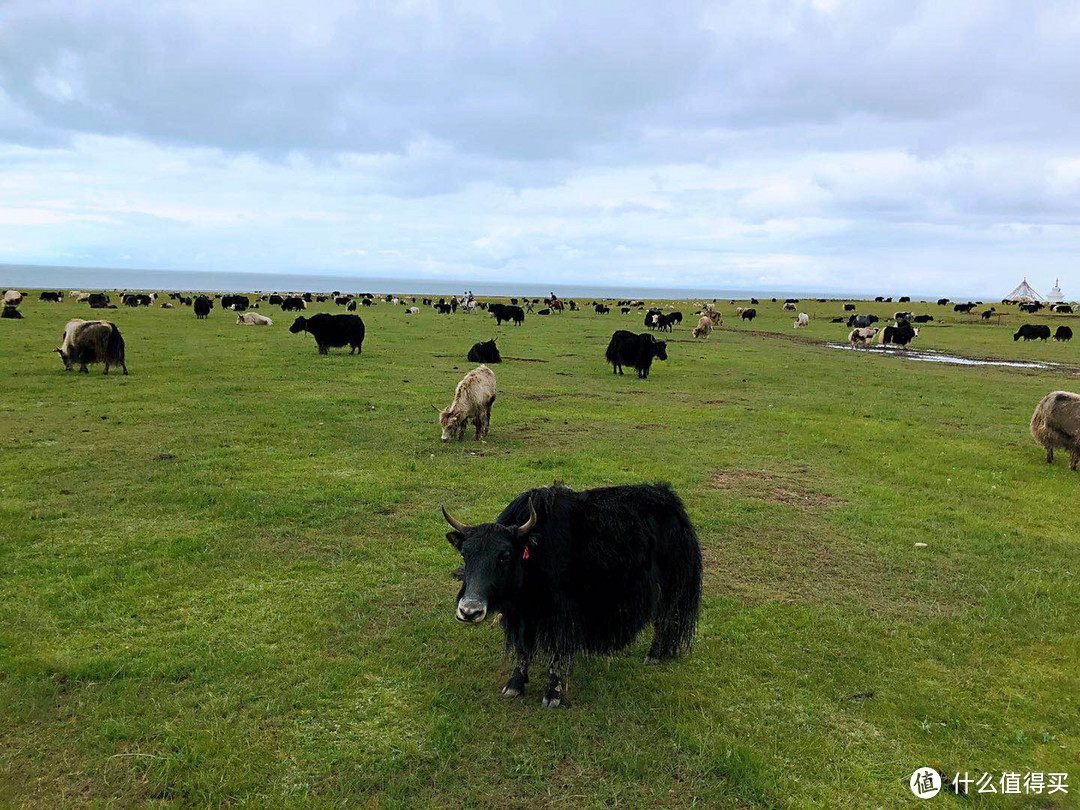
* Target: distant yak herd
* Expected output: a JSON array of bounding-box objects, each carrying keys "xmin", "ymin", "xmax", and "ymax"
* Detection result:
[{"xmin": 8, "ymin": 285, "xmax": 1080, "ymax": 707}]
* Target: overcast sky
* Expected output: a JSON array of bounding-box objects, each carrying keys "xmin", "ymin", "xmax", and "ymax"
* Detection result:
[{"xmin": 2, "ymin": 0, "xmax": 1079, "ymax": 296}]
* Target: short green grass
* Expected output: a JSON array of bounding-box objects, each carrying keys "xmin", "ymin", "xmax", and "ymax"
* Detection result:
[{"xmin": 1, "ymin": 293, "xmax": 1078, "ymax": 807}]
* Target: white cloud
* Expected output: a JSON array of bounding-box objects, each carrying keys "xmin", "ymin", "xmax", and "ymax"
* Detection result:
[{"xmin": 0, "ymin": 1, "xmax": 1078, "ymax": 296}]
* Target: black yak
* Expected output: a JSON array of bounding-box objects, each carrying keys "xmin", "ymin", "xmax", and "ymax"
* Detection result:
[
  {"xmin": 281, "ymin": 296, "xmax": 306, "ymax": 312},
  {"xmin": 55, "ymin": 319, "xmax": 128, "ymax": 374},
  {"xmin": 468, "ymin": 339, "xmax": 502, "ymax": 363},
  {"xmin": 1055, "ymin": 326, "xmax": 1073, "ymax": 342},
  {"xmin": 194, "ymin": 296, "xmax": 212, "ymax": 319},
  {"xmin": 442, "ymin": 482, "xmax": 702, "ymax": 707},
  {"xmin": 739, "ymin": 308, "xmax": 756, "ymax": 322},
  {"xmin": 39, "ymin": 291, "xmax": 62, "ymax": 302},
  {"xmin": 605, "ymin": 330, "xmax": 668, "ymax": 379},
  {"xmin": 490, "ymin": 304, "xmax": 525, "ymax": 326},
  {"xmin": 1014, "ymin": 324, "xmax": 1051, "ymax": 341},
  {"xmin": 221, "ymin": 294, "xmax": 249, "ymax": 311},
  {"xmin": 289, "ymin": 313, "xmax": 365, "ymax": 354}
]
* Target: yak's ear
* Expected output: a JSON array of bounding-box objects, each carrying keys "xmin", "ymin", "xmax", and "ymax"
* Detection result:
[{"xmin": 446, "ymin": 531, "xmax": 465, "ymax": 551}]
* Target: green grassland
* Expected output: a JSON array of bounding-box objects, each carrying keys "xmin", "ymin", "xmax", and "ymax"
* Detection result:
[{"xmin": 1, "ymin": 292, "xmax": 1078, "ymax": 807}]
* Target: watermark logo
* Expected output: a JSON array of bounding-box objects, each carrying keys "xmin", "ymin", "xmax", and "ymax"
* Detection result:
[{"xmin": 910, "ymin": 767, "xmax": 941, "ymax": 799}]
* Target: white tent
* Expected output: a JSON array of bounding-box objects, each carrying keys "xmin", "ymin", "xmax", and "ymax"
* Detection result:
[{"xmin": 1005, "ymin": 278, "xmax": 1044, "ymax": 302}]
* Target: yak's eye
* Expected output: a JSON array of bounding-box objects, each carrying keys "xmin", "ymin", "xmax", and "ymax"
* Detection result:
[{"xmin": 499, "ymin": 551, "xmax": 511, "ymax": 565}]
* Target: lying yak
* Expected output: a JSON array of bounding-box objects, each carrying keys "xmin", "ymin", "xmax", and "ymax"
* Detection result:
[
  {"xmin": 1014, "ymin": 324, "xmax": 1051, "ymax": 341},
  {"xmin": 55, "ymin": 319, "xmax": 128, "ymax": 375},
  {"xmin": 605, "ymin": 330, "xmax": 668, "ymax": 379},
  {"xmin": 289, "ymin": 313, "xmax": 365, "ymax": 355},
  {"xmin": 437, "ymin": 365, "xmax": 496, "ymax": 441},
  {"xmin": 468, "ymin": 339, "xmax": 501, "ymax": 363},
  {"xmin": 237, "ymin": 312, "xmax": 273, "ymax": 326},
  {"xmin": 2, "ymin": 306, "xmax": 22, "ymax": 319},
  {"xmin": 1030, "ymin": 391, "xmax": 1080, "ymax": 471},
  {"xmin": 441, "ymin": 481, "xmax": 702, "ymax": 707}
]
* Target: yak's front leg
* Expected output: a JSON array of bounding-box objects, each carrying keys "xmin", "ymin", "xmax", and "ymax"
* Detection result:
[
  {"xmin": 501, "ymin": 656, "xmax": 530, "ymax": 698},
  {"xmin": 542, "ymin": 656, "xmax": 569, "ymax": 709}
]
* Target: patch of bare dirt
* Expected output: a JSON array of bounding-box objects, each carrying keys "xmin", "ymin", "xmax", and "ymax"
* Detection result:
[{"xmin": 710, "ymin": 468, "xmax": 845, "ymax": 508}]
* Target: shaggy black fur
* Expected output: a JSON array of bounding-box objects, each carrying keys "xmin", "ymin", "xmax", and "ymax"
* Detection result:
[
  {"xmin": 605, "ymin": 330, "xmax": 667, "ymax": 379},
  {"xmin": 289, "ymin": 313, "xmax": 365, "ymax": 354},
  {"xmin": 446, "ymin": 482, "xmax": 702, "ymax": 707},
  {"xmin": 468, "ymin": 339, "xmax": 501, "ymax": 363}
]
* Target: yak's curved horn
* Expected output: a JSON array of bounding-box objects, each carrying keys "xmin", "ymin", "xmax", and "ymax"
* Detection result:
[
  {"xmin": 517, "ymin": 498, "xmax": 537, "ymax": 536},
  {"xmin": 442, "ymin": 505, "xmax": 471, "ymax": 533}
]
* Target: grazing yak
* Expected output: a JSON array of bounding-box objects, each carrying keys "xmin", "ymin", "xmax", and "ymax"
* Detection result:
[
  {"xmin": 1052, "ymin": 304, "xmax": 1073, "ymax": 314},
  {"xmin": 441, "ymin": 481, "xmax": 701, "ymax": 707},
  {"xmin": 55, "ymin": 319, "xmax": 128, "ymax": 375},
  {"xmin": 843, "ymin": 303, "xmax": 856, "ymax": 311},
  {"xmin": 289, "ymin": 313, "xmax": 365, "ymax": 355},
  {"xmin": 438, "ymin": 365, "xmax": 497, "ymax": 441},
  {"xmin": 877, "ymin": 322, "xmax": 919, "ymax": 347},
  {"xmin": 1014, "ymin": 324, "xmax": 1051, "ymax": 341},
  {"xmin": 954, "ymin": 302, "xmax": 977, "ymax": 313},
  {"xmin": 490, "ymin": 304, "xmax": 525, "ymax": 326},
  {"xmin": 39, "ymin": 291, "xmax": 62, "ymax": 302},
  {"xmin": 1031, "ymin": 391, "xmax": 1080, "ymax": 470},
  {"xmin": 3, "ymin": 290, "xmax": 23, "ymax": 306},
  {"xmin": 605, "ymin": 330, "xmax": 668, "ymax": 379},
  {"xmin": 739, "ymin": 308, "xmax": 756, "ymax": 323},
  {"xmin": 347, "ymin": 300, "xmax": 357, "ymax": 311},
  {"xmin": 407, "ymin": 306, "xmax": 420, "ymax": 314},
  {"xmin": 594, "ymin": 304, "xmax": 610, "ymax": 314},
  {"xmin": 281, "ymin": 296, "xmax": 306, "ymax": 312},
  {"xmin": 1020, "ymin": 302, "xmax": 1044, "ymax": 314},
  {"xmin": 222, "ymin": 294, "xmax": 250, "ymax": 311},
  {"xmin": 848, "ymin": 327, "xmax": 879, "ymax": 347},
  {"xmin": 783, "ymin": 302, "xmax": 797, "ymax": 312},
  {"xmin": 194, "ymin": 296, "xmax": 212, "ymax": 319},
  {"xmin": 937, "ymin": 298, "xmax": 950, "ymax": 306},
  {"xmin": 899, "ymin": 296, "xmax": 911, "ymax": 303},
  {"xmin": 237, "ymin": 312, "xmax": 273, "ymax": 326},
  {"xmin": 701, "ymin": 308, "xmax": 723, "ymax": 325},
  {"xmin": 268, "ymin": 294, "xmax": 284, "ymax": 306},
  {"xmin": 793, "ymin": 313, "xmax": 809, "ymax": 328},
  {"xmin": 468, "ymin": 339, "xmax": 502, "ymax": 364},
  {"xmin": 88, "ymin": 293, "xmax": 110, "ymax": 308},
  {"xmin": 1054, "ymin": 326, "xmax": 1073, "ymax": 342},
  {"xmin": 434, "ymin": 303, "xmax": 452, "ymax": 314},
  {"xmin": 846, "ymin": 314, "xmax": 879, "ymax": 328},
  {"xmin": 692, "ymin": 316, "xmax": 712, "ymax": 338}
]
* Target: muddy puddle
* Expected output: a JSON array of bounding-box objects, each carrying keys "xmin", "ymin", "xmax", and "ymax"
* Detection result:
[{"xmin": 825, "ymin": 343, "xmax": 1064, "ymax": 370}]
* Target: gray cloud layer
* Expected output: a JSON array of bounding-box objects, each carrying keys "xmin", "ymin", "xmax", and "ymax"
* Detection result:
[{"xmin": 1, "ymin": 1, "xmax": 1079, "ymax": 295}]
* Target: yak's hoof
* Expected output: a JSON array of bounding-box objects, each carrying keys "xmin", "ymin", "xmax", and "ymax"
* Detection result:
[
  {"xmin": 644, "ymin": 655, "xmax": 662, "ymax": 665},
  {"xmin": 501, "ymin": 684, "xmax": 523, "ymax": 698},
  {"xmin": 541, "ymin": 695, "xmax": 561, "ymax": 709}
]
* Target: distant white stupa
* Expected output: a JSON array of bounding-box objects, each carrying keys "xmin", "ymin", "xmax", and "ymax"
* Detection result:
[
  {"xmin": 1006, "ymin": 278, "xmax": 1044, "ymax": 302},
  {"xmin": 1047, "ymin": 278, "xmax": 1065, "ymax": 304}
]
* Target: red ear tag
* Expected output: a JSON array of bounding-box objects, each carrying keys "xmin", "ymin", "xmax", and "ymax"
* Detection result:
[{"xmin": 522, "ymin": 545, "xmax": 530, "ymax": 560}]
